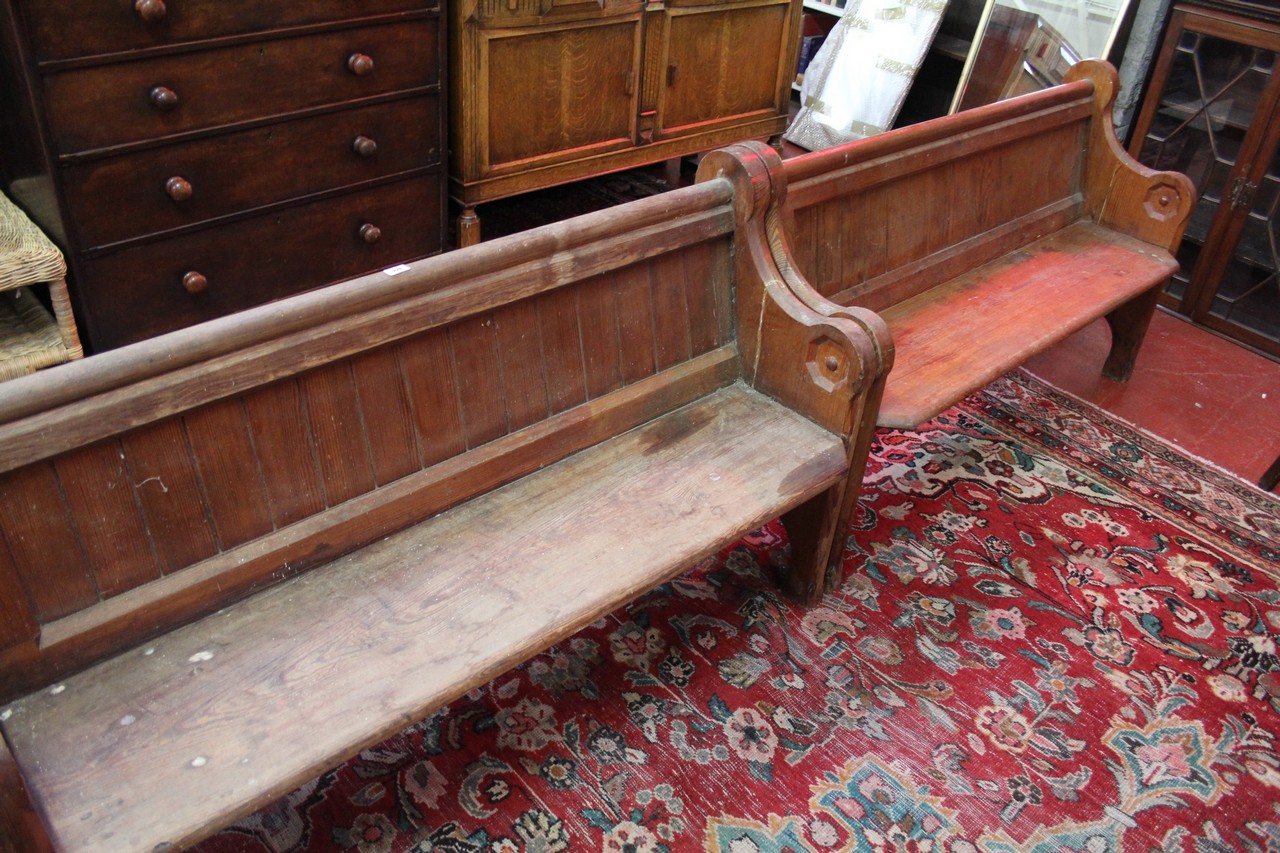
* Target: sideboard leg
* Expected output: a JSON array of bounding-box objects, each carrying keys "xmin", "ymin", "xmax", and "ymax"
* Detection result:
[
  {"xmin": 457, "ymin": 206, "xmax": 481, "ymax": 248},
  {"xmin": 0, "ymin": 734, "xmax": 55, "ymax": 853}
]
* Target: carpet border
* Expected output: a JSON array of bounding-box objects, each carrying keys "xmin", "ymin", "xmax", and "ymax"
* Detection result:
[{"xmin": 1012, "ymin": 368, "xmax": 1280, "ymax": 503}]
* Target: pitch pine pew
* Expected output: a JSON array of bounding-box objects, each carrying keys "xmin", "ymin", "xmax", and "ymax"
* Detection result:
[
  {"xmin": 0, "ymin": 145, "xmax": 883, "ymax": 852},
  {"xmin": 754, "ymin": 60, "xmax": 1195, "ymax": 433}
]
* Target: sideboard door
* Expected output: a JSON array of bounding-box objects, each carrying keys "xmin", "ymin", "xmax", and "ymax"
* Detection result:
[
  {"xmin": 656, "ymin": 0, "xmax": 794, "ymax": 140},
  {"xmin": 474, "ymin": 19, "xmax": 644, "ymax": 179}
]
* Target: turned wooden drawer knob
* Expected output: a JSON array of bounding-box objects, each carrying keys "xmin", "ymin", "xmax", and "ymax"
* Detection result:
[
  {"xmin": 352, "ymin": 135, "xmax": 378, "ymax": 157},
  {"xmin": 134, "ymin": 0, "xmax": 166, "ymax": 22},
  {"xmin": 165, "ymin": 176, "xmax": 192, "ymax": 202},
  {"xmin": 359, "ymin": 223, "xmax": 381, "ymax": 244},
  {"xmin": 149, "ymin": 86, "xmax": 179, "ymax": 111},
  {"xmin": 347, "ymin": 53, "xmax": 375, "ymax": 76},
  {"xmin": 182, "ymin": 271, "xmax": 208, "ymax": 294}
]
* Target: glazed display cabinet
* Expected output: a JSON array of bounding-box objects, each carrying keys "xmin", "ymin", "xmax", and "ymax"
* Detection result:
[
  {"xmin": 449, "ymin": 0, "xmax": 802, "ymax": 245},
  {"xmin": 1128, "ymin": 1, "xmax": 1280, "ymax": 358}
]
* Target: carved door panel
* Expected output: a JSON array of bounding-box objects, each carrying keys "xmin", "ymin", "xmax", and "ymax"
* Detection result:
[
  {"xmin": 655, "ymin": 0, "xmax": 791, "ymax": 139},
  {"xmin": 481, "ymin": 18, "xmax": 642, "ymax": 177}
]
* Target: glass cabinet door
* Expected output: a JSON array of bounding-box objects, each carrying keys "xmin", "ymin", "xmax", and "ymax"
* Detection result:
[
  {"xmin": 1128, "ymin": 4, "xmax": 1280, "ymax": 357},
  {"xmin": 1193, "ymin": 120, "xmax": 1280, "ymax": 348}
]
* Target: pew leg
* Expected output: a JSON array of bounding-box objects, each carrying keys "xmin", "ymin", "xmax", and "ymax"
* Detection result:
[
  {"xmin": 1, "ymin": 734, "xmax": 55, "ymax": 853},
  {"xmin": 782, "ymin": 377, "xmax": 885, "ymax": 606},
  {"xmin": 1102, "ymin": 285, "xmax": 1162, "ymax": 382},
  {"xmin": 781, "ymin": 482, "xmax": 846, "ymax": 606}
]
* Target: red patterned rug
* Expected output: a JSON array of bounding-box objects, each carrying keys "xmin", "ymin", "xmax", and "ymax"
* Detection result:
[{"xmin": 194, "ymin": 370, "xmax": 1280, "ymax": 853}]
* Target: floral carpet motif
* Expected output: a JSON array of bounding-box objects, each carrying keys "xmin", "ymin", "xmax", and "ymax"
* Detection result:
[{"xmin": 195, "ymin": 370, "xmax": 1280, "ymax": 853}]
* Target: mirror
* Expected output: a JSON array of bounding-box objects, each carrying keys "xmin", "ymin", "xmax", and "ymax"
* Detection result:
[{"xmin": 950, "ymin": 0, "xmax": 1132, "ymax": 112}]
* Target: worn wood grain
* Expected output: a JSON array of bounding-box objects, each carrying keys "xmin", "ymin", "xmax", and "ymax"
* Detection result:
[
  {"xmin": 0, "ymin": 541, "xmax": 36, "ymax": 650},
  {"xmin": 451, "ymin": 314, "xmax": 509, "ymax": 448},
  {"xmin": 538, "ymin": 286, "xmax": 589, "ymax": 415},
  {"xmin": 0, "ymin": 736, "xmax": 53, "ymax": 853},
  {"xmin": 0, "ymin": 385, "xmax": 847, "ymax": 853},
  {"xmin": 400, "ymin": 329, "xmax": 468, "ymax": 467},
  {"xmin": 0, "ymin": 464, "xmax": 97, "ymax": 621},
  {"xmin": 875, "ymin": 222, "xmax": 1179, "ymax": 428},
  {"xmin": 55, "ymin": 442, "xmax": 160, "ymax": 598},
  {"xmin": 184, "ymin": 399, "xmax": 274, "ymax": 550},
  {"xmin": 301, "ymin": 362, "xmax": 377, "ymax": 506},
  {"xmin": 494, "ymin": 301, "xmax": 551, "ymax": 432},
  {"xmin": 120, "ymin": 420, "xmax": 219, "ymax": 575},
  {"xmin": 577, "ymin": 272, "xmax": 626, "ymax": 399},
  {"xmin": 0, "ymin": 183, "xmax": 735, "ymax": 474},
  {"xmin": 243, "ymin": 380, "xmax": 327, "ymax": 528},
  {"xmin": 21, "ymin": 347, "xmax": 739, "ymax": 696},
  {"xmin": 353, "ymin": 347, "xmax": 423, "ymax": 488},
  {"xmin": 615, "ymin": 261, "xmax": 660, "ymax": 384}
]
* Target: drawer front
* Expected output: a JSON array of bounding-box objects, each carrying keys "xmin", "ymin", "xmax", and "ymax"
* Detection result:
[
  {"xmin": 18, "ymin": 0, "xmax": 435, "ymax": 63},
  {"xmin": 77, "ymin": 176, "xmax": 444, "ymax": 350},
  {"xmin": 43, "ymin": 21, "xmax": 440, "ymax": 155},
  {"xmin": 63, "ymin": 95, "xmax": 442, "ymax": 248}
]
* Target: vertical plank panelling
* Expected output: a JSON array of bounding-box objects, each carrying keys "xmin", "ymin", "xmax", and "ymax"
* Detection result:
[
  {"xmin": 401, "ymin": 329, "xmax": 467, "ymax": 466},
  {"xmin": 352, "ymin": 347, "xmax": 421, "ymax": 486},
  {"xmin": 649, "ymin": 250, "xmax": 693, "ymax": 370},
  {"xmin": 708, "ymin": 237, "xmax": 734, "ymax": 345},
  {"xmin": 120, "ymin": 419, "xmax": 218, "ymax": 575},
  {"xmin": 185, "ymin": 398, "xmax": 274, "ymax": 549},
  {"xmin": 942, "ymin": 159, "xmax": 965, "ymax": 249},
  {"xmin": 945, "ymin": 153, "xmax": 981, "ymax": 250},
  {"xmin": 537, "ymin": 286, "xmax": 587, "ymax": 414},
  {"xmin": 0, "ymin": 531, "xmax": 39, "ymax": 647},
  {"xmin": 577, "ymin": 272, "xmax": 625, "ymax": 399},
  {"xmin": 976, "ymin": 148, "xmax": 1006, "ymax": 233},
  {"xmin": 614, "ymin": 262, "xmax": 658, "ymax": 384},
  {"xmin": 1020, "ymin": 126, "xmax": 1077, "ymax": 212},
  {"xmin": 920, "ymin": 163, "xmax": 951, "ymax": 258},
  {"xmin": 0, "ymin": 464, "xmax": 97, "ymax": 620},
  {"xmin": 884, "ymin": 170, "xmax": 933, "ymax": 270},
  {"xmin": 300, "ymin": 362, "xmax": 378, "ymax": 506},
  {"xmin": 682, "ymin": 240, "xmax": 722, "ymax": 355},
  {"xmin": 450, "ymin": 314, "xmax": 508, "ymax": 448},
  {"xmin": 791, "ymin": 207, "xmax": 819, "ymax": 289},
  {"xmin": 243, "ymin": 380, "xmax": 326, "ymax": 528},
  {"xmin": 493, "ymin": 302, "xmax": 550, "ymax": 432},
  {"xmin": 854, "ymin": 185, "xmax": 891, "ymax": 285},
  {"xmin": 56, "ymin": 442, "xmax": 161, "ymax": 598},
  {"xmin": 818, "ymin": 197, "xmax": 848, "ymax": 300}
]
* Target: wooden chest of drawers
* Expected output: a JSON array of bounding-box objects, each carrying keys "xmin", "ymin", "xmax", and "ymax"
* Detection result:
[{"xmin": 0, "ymin": 1, "xmax": 446, "ymax": 351}]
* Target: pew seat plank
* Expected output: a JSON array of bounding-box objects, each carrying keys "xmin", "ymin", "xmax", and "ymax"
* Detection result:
[
  {"xmin": 877, "ymin": 221, "xmax": 1178, "ymax": 429},
  {"xmin": 1, "ymin": 383, "xmax": 847, "ymax": 853}
]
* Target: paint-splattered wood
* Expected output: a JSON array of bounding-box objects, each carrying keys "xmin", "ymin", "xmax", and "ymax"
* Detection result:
[
  {"xmin": 876, "ymin": 221, "xmax": 1178, "ymax": 429},
  {"xmin": 0, "ymin": 384, "xmax": 848, "ymax": 853}
]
